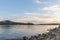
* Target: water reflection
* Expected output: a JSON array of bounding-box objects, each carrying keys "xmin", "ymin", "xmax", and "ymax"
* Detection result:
[
  {"xmin": 0, "ymin": 25, "xmax": 58, "ymax": 39},
  {"xmin": 2, "ymin": 25, "xmax": 11, "ymax": 34}
]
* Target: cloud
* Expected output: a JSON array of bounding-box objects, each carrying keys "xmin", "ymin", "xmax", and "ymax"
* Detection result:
[
  {"xmin": 42, "ymin": 4, "xmax": 60, "ymax": 17},
  {"xmin": 0, "ymin": 16, "xmax": 4, "ymax": 21},
  {"xmin": 11, "ymin": 4, "xmax": 60, "ymax": 23},
  {"xmin": 40, "ymin": 4, "xmax": 60, "ymax": 22},
  {"xmin": 24, "ymin": 12, "xmax": 41, "ymax": 16},
  {"xmin": 42, "ymin": 4, "xmax": 60, "ymax": 11},
  {"xmin": 34, "ymin": 0, "xmax": 49, "ymax": 4},
  {"xmin": 11, "ymin": 16, "xmax": 60, "ymax": 24},
  {"xmin": 11, "ymin": 12, "xmax": 60, "ymax": 24},
  {"xmin": 24, "ymin": 12, "xmax": 52, "ymax": 18}
]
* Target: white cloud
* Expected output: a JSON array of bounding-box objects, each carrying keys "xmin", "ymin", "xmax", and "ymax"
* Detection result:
[
  {"xmin": 42, "ymin": 4, "xmax": 60, "ymax": 11},
  {"xmin": 11, "ymin": 16, "xmax": 60, "ymax": 24},
  {"xmin": 34, "ymin": 0, "xmax": 49, "ymax": 4},
  {"xmin": 0, "ymin": 17, "xmax": 4, "ymax": 21},
  {"xmin": 11, "ymin": 12, "xmax": 60, "ymax": 24},
  {"xmin": 41, "ymin": 4, "xmax": 60, "ymax": 22},
  {"xmin": 11, "ymin": 4, "xmax": 60, "ymax": 23},
  {"xmin": 24, "ymin": 12, "xmax": 41, "ymax": 16}
]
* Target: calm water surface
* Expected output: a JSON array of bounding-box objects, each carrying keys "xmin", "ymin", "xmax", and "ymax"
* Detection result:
[{"xmin": 0, "ymin": 25, "xmax": 58, "ymax": 39}]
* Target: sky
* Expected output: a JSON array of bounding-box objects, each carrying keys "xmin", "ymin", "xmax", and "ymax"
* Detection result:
[{"xmin": 0, "ymin": 0, "xmax": 60, "ymax": 23}]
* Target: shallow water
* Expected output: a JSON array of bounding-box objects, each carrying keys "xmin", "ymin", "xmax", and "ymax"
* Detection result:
[{"xmin": 0, "ymin": 25, "xmax": 58, "ymax": 39}]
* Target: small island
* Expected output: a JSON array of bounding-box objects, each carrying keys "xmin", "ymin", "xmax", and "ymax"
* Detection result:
[{"xmin": 0, "ymin": 20, "xmax": 34, "ymax": 25}]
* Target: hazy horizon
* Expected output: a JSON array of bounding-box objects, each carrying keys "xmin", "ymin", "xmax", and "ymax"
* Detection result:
[{"xmin": 0, "ymin": 0, "xmax": 60, "ymax": 24}]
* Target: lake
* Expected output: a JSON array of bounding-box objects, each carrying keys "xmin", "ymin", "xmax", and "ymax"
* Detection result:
[{"xmin": 0, "ymin": 25, "xmax": 58, "ymax": 39}]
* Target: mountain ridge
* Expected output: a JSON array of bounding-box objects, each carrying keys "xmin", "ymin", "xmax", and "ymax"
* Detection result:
[
  {"xmin": 0, "ymin": 20, "xmax": 60, "ymax": 25},
  {"xmin": 0, "ymin": 20, "xmax": 34, "ymax": 25}
]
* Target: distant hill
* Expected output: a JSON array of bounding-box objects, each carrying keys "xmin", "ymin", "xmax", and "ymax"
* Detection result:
[
  {"xmin": 0, "ymin": 20, "xmax": 34, "ymax": 25},
  {"xmin": 0, "ymin": 20, "xmax": 60, "ymax": 25},
  {"xmin": 38, "ymin": 23, "xmax": 60, "ymax": 25}
]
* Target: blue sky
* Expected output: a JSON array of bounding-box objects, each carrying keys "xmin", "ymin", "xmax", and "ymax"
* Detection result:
[{"xmin": 0, "ymin": 0, "xmax": 60, "ymax": 23}]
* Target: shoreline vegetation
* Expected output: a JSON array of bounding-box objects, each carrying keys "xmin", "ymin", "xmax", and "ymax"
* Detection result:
[
  {"xmin": 0, "ymin": 20, "xmax": 60, "ymax": 25},
  {"xmin": 6, "ymin": 25, "xmax": 60, "ymax": 40},
  {"xmin": 0, "ymin": 20, "xmax": 34, "ymax": 25}
]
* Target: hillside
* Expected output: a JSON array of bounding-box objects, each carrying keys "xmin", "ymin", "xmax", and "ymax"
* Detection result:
[{"xmin": 0, "ymin": 20, "xmax": 34, "ymax": 25}]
